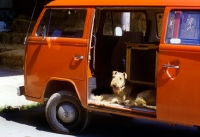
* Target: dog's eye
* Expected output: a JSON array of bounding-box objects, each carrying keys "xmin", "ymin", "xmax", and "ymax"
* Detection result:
[
  {"xmin": 120, "ymin": 77, "xmax": 122, "ymax": 80},
  {"xmin": 112, "ymin": 76, "xmax": 115, "ymax": 78}
]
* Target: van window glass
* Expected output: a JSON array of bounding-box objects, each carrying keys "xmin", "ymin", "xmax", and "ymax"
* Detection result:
[
  {"xmin": 166, "ymin": 11, "xmax": 175, "ymax": 39},
  {"xmin": 103, "ymin": 11, "xmax": 146, "ymax": 36},
  {"xmin": 156, "ymin": 13, "xmax": 163, "ymax": 37},
  {"xmin": 166, "ymin": 11, "xmax": 200, "ymax": 45},
  {"xmin": 179, "ymin": 12, "xmax": 200, "ymax": 41},
  {"xmin": 103, "ymin": 12, "xmax": 121, "ymax": 35},
  {"xmin": 36, "ymin": 9, "xmax": 87, "ymax": 38},
  {"xmin": 94, "ymin": 10, "xmax": 101, "ymax": 33}
]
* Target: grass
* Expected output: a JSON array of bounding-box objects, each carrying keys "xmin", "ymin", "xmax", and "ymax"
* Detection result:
[{"xmin": 0, "ymin": 102, "xmax": 45, "ymax": 113}]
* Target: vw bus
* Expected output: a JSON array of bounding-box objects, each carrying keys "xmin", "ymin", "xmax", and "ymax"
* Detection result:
[{"xmin": 17, "ymin": 0, "xmax": 200, "ymax": 134}]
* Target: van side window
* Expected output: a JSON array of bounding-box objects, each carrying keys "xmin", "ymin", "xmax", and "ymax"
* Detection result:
[
  {"xmin": 179, "ymin": 12, "xmax": 200, "ymax": 41},
  {"xmin": 103, "ymin": 12, "xmax": 121, "ymax": 36},
  {"xmin": 166, "ymin": 11, "xmax": 200, "ymax": 45},
  {"xmin": 166, "ymin": 11, "xmax": 175, "ymax": 39},
  {"xmin": 103, "ymin": 11, "xmax": 146, "ymax": 36},
  {"xmin": 36, "ymin": 9, "xmax": 87, "ymax": 38},
  {"xmin": 156, "ymin": 13, "xmax": 163, "ymax": 38}
]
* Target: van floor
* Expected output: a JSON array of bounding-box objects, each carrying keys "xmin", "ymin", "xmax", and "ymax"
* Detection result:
[{"xmin": 88, "ymin": 99, "xmax": 156, "ymax": 117}]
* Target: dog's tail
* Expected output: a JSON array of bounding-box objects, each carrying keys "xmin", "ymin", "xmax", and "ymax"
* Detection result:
[{"xmin": 145, "ymin": 105, "xmax": 156, "ymax": 109}]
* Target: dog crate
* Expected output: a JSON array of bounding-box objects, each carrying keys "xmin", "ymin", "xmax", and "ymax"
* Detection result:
[{"xmin": 126, "ymin": 43, "xmax": 158, "ymax": 86}]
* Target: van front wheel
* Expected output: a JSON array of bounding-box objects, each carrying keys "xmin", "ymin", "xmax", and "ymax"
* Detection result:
[{"xmin": 45, "ymin": 90, "xmax": 90, "ymax": 135}]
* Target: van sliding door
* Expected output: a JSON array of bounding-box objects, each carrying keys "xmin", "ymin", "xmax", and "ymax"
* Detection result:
[{"xmin": 157, "ymin": 7, "xmax": 200, "ymax": 125}]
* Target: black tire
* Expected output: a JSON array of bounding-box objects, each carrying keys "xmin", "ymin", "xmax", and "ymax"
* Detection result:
[{"xmin": 45, "ymin": 90, "xmax": 90, "ymax": 135}]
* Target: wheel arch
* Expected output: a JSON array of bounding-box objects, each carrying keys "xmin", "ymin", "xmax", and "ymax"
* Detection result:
[{"xmin": 43, "ymin": 78, "xmax": 81, "ymax": 102}]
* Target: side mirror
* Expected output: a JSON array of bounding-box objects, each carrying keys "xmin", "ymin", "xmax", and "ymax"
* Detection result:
[{"xmin": 114, "ymin": 27, "xmax": 122, "ymax": 36}]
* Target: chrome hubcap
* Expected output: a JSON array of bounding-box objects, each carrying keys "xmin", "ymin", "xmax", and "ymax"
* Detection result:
[{"xmin": 57, "ymin": 104, "xmax": 76, "ymax": 123}]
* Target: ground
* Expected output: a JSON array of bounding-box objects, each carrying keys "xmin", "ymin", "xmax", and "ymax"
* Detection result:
[{"xmin": 0, "ymin": 68, "xmax": 35, "ymax": 110}]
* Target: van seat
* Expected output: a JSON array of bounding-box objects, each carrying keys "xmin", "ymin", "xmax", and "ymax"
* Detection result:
[{"xmin": 111, "ymin": 31, "xmax": 144, "ymax": 71}]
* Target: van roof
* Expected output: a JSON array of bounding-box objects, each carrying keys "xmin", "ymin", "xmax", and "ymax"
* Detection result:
[{"xmin": 46, "ymin": 0, "xmax": 200, "ymax": 7}]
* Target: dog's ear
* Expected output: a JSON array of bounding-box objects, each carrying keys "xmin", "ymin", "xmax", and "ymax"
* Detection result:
[
  {"xmin": 113, "ymin": 71, "xmax": 118, "ymax": 75},
  {"xmin": 123, "ymin": 72, "xmax": 127, "ymax": 79}
]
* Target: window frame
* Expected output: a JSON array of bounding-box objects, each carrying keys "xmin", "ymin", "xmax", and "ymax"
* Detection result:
[
  {"xmin": 35, "ymin": 8, "xmax": 87, "ymax": 39},
  {"xmin": 102, "ymin": 10, "xmax": 147, "ymax": 36},
  {"xmin": 155, "ymin": 12, "xmax": 164, "ymax": 38}
]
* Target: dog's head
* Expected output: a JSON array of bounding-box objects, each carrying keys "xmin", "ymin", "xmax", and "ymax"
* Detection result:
[{"xmin": 110, "ymin": 71, "xmax": 127, "ymax": 95}]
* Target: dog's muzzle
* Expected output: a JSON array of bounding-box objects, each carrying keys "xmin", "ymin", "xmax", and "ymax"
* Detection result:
[{"xmin": 111, "ymin": 84, "xmax": 119, "ymax": 93}]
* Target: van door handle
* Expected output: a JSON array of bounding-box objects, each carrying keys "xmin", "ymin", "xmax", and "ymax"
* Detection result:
[
  {"xmin": 74, "ymin": 55, "xmax": 84, "ymax": 61},
  {"xmin": 162, "ymin": 64, "xmax": 179, "ymax": 69}
]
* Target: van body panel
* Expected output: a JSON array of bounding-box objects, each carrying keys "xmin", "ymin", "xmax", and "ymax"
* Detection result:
[
  {"xmin": 157, "ymin": 45, "xmax": 200, "ymax": 125},
  {"xmin": 24, "ymin": 38, "xmax": 87, "ymax": 98},
  {"xmin": 44, "ymin": 77, "xmax": 87, "ymax": 106}
]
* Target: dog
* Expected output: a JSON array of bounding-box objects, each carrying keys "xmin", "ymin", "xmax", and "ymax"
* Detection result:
[
  {"xmin": 90, "ymin": 71, "xmax": 156, "ymax": 109},
  {"xmin": 90, "ymin": 70, "xmax": 131, "ymax": 105},
  {"xmin": 110, "ymin": 71, "xmax": 156, "ymax": 109}
]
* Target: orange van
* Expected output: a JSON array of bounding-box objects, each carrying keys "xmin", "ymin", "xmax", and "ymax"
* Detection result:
[{"xmin": 17, "ymin": 0, "xmax": 200, "ymax": 134}]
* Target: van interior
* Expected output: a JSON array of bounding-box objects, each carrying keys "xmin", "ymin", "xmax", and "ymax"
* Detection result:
[{"xmin": 88, "ymin": 7, "xmax": 164, "ymax": 116}]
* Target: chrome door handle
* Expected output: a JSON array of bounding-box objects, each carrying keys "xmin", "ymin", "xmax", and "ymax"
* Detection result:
[
  {"xmin": 163, "ymin": 64, "xmax": 179, "ymax": 69},
  {"xmin": 74, "ymin": 55, "xmax": 84, "ymax": 61}
]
